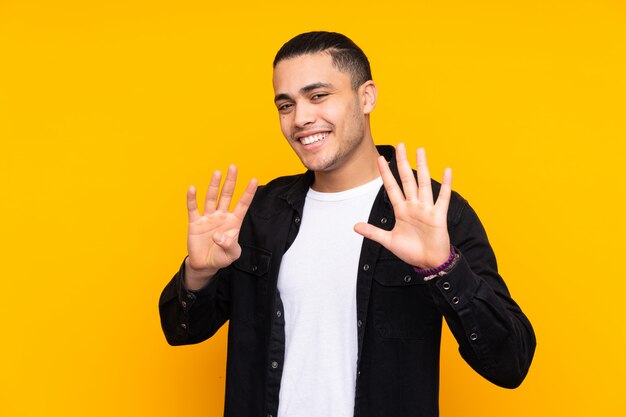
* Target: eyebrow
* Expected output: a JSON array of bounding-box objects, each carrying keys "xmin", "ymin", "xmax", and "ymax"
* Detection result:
[{"xmin": 274, "ymin": 82, "xmax": 333, "ymax": 103}]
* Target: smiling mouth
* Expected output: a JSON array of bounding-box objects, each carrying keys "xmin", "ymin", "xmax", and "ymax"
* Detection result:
[{"xmin": 299, "ymin": 132, "xmax": 330, "ymax": 145}]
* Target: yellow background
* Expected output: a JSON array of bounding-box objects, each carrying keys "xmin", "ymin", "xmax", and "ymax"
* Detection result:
[{"xmin": 1, "ymin": 0, "xmax": 625, "ymax": 416}]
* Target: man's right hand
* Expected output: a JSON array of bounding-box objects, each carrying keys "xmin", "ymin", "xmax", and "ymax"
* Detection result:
[{"xmin": 185, "ymin": 165, "xmax": 258, "ymax": 290}]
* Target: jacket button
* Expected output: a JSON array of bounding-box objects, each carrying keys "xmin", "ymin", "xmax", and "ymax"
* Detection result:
[
  {"xmin": 357, "ymin": 320, "xmax": 363, "ymax": 327},
  {"xmin": 276, "ymin": 310, "xmax": 282, "ymax": 318},
  {"xmin": 363, "ymin": 264, "xmax": 370, "ymax": 271},
  {"xmin": 442, "ymin": 281, "xmax": 451, "ymax": 291},
  {"xmin": 181, "ymin": 301, "xmax": 187, "ymax": 308},
  {"xmin": 404, "ymin": 275, "xmax": 412, "ymax": 283},
  {"xmin": 271, "ymin": 361, "xmax": 278, "ymax": 369},
  {"xmin": 251, "ymin": 265, "xmax": 258, "ymax": 272},
  {"xmin": 180, "ymin": 323, "xmax": 187, "ymax": 330},
  {"xmin": 294, "ymin": 216, "xmax": 301, "ymax": 224},
  {"xmin": 470, "ymin": 332, "xmax": 478, "ymax": 341},
  {"xmin": 380, "ymin": 217, "xmax": 388, "ymax": 224},
  {"xmin": 452, "ymin": 296, "xmax": 460, "ymax": 305}
]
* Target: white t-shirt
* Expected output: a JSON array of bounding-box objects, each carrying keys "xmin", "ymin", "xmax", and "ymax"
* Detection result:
[{"xmin": 276, "ymin": 177, "xmax": 383, "ymax": 417}]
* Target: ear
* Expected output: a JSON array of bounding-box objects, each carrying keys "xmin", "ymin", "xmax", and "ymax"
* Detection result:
[{"xmin": 359, "ymin": 80, "xmax": 378, "ymax": 115}]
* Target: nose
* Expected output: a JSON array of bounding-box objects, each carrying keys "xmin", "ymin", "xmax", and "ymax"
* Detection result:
[{"xmin": 293, "ymin": 101, "xmax": 315, "ymax": 128}]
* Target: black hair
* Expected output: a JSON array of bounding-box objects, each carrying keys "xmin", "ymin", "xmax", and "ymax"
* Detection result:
[{"xmin": 273, "ymin": 31, "xmax": 372, "ymax": 90}]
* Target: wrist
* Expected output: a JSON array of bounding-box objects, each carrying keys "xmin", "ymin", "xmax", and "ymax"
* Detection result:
[
  {"xmin": 184, "ymin": 258, "xmax": 218, "ymax": 288},
  {"xmin": 413, "ymin": 245, "xmax": 458, "ymax": 280}
]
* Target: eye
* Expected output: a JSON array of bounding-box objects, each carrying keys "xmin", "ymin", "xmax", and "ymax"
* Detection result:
[
  {"xmin": 277, "ymin": 102, "xmax": 293, "ymax": 112},
  {"xmin": 311, "ymin": 93, "xmax": 328, "ymax": 101}
]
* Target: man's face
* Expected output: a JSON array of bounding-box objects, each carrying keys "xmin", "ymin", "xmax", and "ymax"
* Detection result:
[{"xmin": 273, "ymin": 52, "xmax": 372, "ymax": 173}]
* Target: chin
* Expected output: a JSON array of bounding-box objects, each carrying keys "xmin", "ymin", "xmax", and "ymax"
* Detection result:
[{"xmin": 301, "ymin": 157, "xmax": 338, "ymax": 173}]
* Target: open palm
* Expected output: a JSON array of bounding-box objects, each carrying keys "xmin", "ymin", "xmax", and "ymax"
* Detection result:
[
  {"xmin": 354, "ymin": 144, "xmax": 452, "ymax": 269},
  {"xmin": 186, "ymin": 165, "xmax": 258, "ymax": 280}
]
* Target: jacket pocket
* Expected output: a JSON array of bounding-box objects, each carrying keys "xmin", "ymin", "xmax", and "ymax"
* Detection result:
[
  {"xmin": 230, "ymin": 244, "xmax": 272, "ymax": 323},
  {"xmin": 371, "ymin": 257, "xmax": 439, "ymax": 340}
]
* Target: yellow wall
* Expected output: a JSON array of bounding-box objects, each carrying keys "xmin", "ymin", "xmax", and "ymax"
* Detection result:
[{"xmin": 1, "ymin": 1, "xmax": 625, "ymax": 416}]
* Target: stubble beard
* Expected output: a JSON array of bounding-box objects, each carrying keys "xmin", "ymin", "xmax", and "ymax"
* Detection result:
[{"xmin": 299, "ymin": 105, "xmax": 366, "ymax": 173}]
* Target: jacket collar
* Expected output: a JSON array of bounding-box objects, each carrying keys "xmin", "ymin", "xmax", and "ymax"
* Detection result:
[{"xmin": 279, "ymin": 144, "xmax": 399, "ymax": 213}]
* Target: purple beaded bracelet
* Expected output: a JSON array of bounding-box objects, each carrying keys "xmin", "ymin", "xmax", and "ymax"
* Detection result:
[{"xmin": 413, "ymin": 245, "xmax": 456, "ymax": 276}]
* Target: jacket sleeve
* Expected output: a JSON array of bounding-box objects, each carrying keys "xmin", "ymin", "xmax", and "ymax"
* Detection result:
[
  {"xmin": 426, "ymin": 197, "xmax": 536, "ymax": 388},
  {"xmin": 159, "ymin": 259, "xmax": 232, "ymax": 346}
]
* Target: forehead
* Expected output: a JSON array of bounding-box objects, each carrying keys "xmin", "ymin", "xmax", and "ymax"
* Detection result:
[{"xmin": 272, "ymin": 52, "xmax": 351, "ymax": 94}]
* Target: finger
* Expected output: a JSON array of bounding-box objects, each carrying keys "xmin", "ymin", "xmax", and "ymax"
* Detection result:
[
  {"xmin": 223, "ymin": 228, "xmax": 240, "ymax": 239},
  {"xmin": 396, "ymin": 143, "xmax": 418, "ymax": 201},
  {"xmin": 215, "ymin": 228, "xmax": 240, "ymax": 245},
  {"xmin": 232, "ymin": 178, "xmax": 258, "ymax": 221},
  {"xmin": 213, "ymin": 231, "xmax": 242, "ymax": 260},
  {"xmin": 434, "ymin": 168, "xmax": 453, "ymax": 213},
  {"xmin": 204, "ymin": 170, "xmax": 222, "ymax": 215},
  {"xmin": 416, "ymin": 148, "xmax": 434, "ymax": 205},
  {"xmin": 217, "ymin": 165, "xmax": 238, "ymax": 211},
  {"xmin": 377, "ymin": 155, "xmax": 405, "ymax": 207},
  {"xmin": 187, "ymin": 185, "xmax": 200, "ymax": 222},
  {"xmin": 354, "ymin": 222, "xmax": 392, "ymax": 248}
]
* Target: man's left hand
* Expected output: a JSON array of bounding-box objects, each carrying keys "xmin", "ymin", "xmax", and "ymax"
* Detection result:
[{"xmin": 354, "ymin": 143, "xmax": 452, "ymax": 269}]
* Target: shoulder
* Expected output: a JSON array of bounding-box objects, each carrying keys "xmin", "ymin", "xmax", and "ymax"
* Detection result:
[
  {"xmin": 259, "ymin": 173, "xmax": 305, "ymax": 192},
  {"xmin": 253, "ymin": 173, "xmax": 306, "ymax": 200},
  {"xmin": 246, "ymin": 172, "xmax": 310, "ymax": 218}
]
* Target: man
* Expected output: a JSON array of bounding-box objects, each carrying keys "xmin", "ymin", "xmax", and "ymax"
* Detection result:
[{"xmin": 160, "ymin": 31, "xmax": 535, "ymax": 417}]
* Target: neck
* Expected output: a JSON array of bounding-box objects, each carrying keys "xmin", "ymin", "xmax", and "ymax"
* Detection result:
[{"xmin": 311, "ymin": 140, "xmax": 380, "ymax": 192}]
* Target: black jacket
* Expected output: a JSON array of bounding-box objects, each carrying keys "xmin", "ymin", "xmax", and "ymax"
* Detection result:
[{"xmin": 159, "ymin": 145, "xmax": 536, "ymax": 417}]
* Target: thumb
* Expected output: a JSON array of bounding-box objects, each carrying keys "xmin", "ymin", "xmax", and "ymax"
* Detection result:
[
  {"xmin": 354, "ymin": 222, "xmax": 390, "ymax": 247},
  {"xmin": 213, "ymin": 231, "xmax": 239, "ymax": 253}
]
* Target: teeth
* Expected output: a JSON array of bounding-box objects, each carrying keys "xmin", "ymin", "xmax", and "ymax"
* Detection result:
[{"xmin": 300, "ymin": 132, "xmax": 329, "ymax": 145}]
